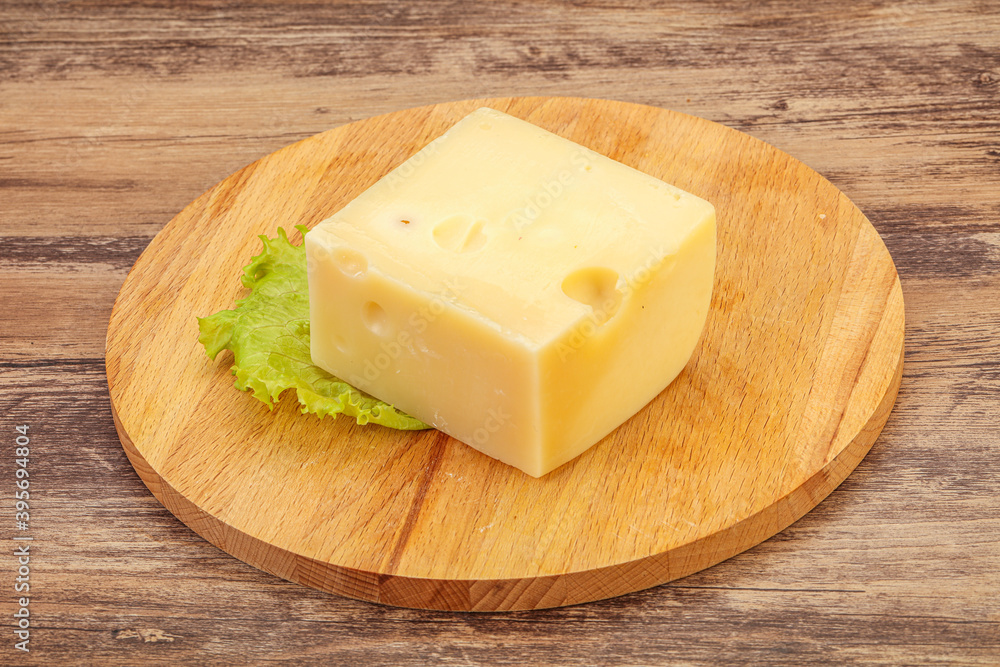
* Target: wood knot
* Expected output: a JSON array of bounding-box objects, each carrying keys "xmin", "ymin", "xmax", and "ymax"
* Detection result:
[{"xmin": 113, "ymin": 628, "xmax": 181, "ymax": 643}]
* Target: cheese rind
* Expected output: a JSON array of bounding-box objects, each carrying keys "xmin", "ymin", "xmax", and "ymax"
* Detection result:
[{"xmin": 307, "ymin": 107, "xmax": 716, "ymax": 477}]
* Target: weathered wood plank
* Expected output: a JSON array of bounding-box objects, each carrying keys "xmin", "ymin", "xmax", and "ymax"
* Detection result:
[
  {"xmin": 2, "ymin": 68, "xmax": 998, "ymax": 236},
  {"xmin": 0, "ymin": 272, "xmax": 125, "ymax": 359},
  {"xmin": 2, "ymin": 2, "xmax": 998, "ymax": 237}
]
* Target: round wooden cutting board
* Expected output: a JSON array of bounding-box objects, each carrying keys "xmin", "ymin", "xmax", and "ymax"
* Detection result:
[{"xmin": 106, "ymin": 97, "xmax": 904, "ymax": 611}]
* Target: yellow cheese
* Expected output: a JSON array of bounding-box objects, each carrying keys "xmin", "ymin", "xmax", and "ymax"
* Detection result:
[{"xmin": 306, "ymin": 107, "xmax": 716, "ymax": 477}]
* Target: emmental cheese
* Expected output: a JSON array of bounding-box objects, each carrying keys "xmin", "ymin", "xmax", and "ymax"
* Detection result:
[{"xmin": 306, "ymin": 107, "xmax": 716, "ymax": 477}]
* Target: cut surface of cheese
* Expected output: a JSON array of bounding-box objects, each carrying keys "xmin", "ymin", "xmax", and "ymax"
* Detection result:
[{"xmin": 306, "ymin": 107, "xmax": 716, "ymax": 477}]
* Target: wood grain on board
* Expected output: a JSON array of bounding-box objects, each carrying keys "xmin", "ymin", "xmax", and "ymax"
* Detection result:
[{"xmin": 2, "ymin": 0, "xmax": 999, "ymax": 663}]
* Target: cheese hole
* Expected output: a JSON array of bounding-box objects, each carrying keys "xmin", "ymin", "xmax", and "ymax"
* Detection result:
[
  {"xmin": 432, "ymin": 215, "xmax": 488, "ymax": 253},
  {"xmin": 361, "ymin": 301, "xmax": 391, "ymax": 337},
  {"xmin": 332, "ymin": 334, "xmax": 348, "ymax": 353},
  {"xmin": 561, "ymin": 267, "xmax": 622, "ymax": 321},
  {"xmin": 332, "ymin": 249, "xmax": 367, "ymax": 278}
]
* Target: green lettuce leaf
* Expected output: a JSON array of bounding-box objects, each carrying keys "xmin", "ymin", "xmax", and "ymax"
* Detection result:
[{"xmin": 197, "ymin": 226, "xmax": 430, "ymax": 430}]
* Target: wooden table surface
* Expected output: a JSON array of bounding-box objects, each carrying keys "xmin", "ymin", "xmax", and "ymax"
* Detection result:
[{"xmin": 2, "ymin": 1, "xmax": 998, "ymax": 664}]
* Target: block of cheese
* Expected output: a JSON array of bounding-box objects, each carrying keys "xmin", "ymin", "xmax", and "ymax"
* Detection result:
[{"xmin": 306, "ymin": 107, "xmax": 716, "ymax": 477}]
